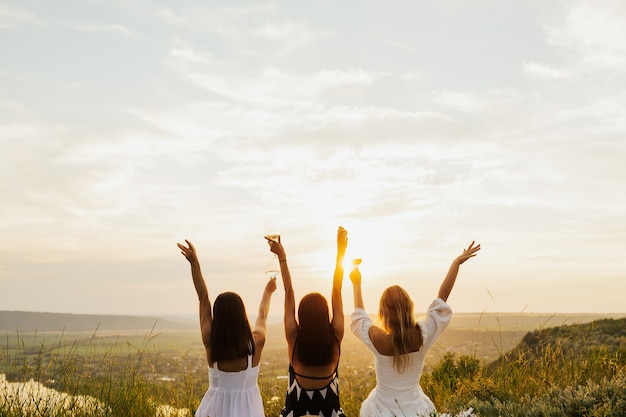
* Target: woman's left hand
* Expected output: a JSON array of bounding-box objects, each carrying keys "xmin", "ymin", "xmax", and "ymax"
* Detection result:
[
  {"xmin": 455, "ymin": 241, "xmax": 481, "ymax": 265},
  {"xmin": 265, "ymin": 277, "xmax": 278, "ymax": 294}
]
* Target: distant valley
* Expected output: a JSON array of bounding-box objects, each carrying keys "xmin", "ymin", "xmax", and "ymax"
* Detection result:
[
  {"xmin": 0, "ymin": 310, "xmax": 197, "ymax": 332},
  {"xmin": 2, "ymin": 309, "xmax": 623, "ymax": 335}
]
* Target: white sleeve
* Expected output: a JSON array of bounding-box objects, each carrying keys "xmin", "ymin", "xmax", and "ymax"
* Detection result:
[
  {"xmin": 419, "ymin": 298, "xmax": 452, "ymax": 351},
  {"xmin": 350, "ymin": 308, "xmax": 377, "ymax": 353}
]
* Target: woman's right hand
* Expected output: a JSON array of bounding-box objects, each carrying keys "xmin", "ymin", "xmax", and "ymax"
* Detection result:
[
  {"xmin": 266, "ymin": 236, "xmax": 286, "ymax": 261},
  {"xmin": 177, "ymin": 240, "xmax": 199, "ymax": 265},
  {"xmin": 337, "ymin": 226, "xmax": 348, "ymax": 255},
  {"xmin": 349, "ymin": 266, "xmax": 361, "ymax": 286}
]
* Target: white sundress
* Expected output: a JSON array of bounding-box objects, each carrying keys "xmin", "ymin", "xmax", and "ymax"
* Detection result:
[
  {"xmin": 350, "ymin": 298, "xmax": 453, "ymax": 417},
  {"xmin": 195, "ymin": 355, "xmax": 265, "ymax": 417}
]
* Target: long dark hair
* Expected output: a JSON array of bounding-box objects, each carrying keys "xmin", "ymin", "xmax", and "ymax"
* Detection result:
[
  {"xmin": 295, "ymin": 292, "xmax": 336, "ymax": 366},
  {"xmin": 210, "ymin": 292, "xmax": 255, "ymax": 363}
]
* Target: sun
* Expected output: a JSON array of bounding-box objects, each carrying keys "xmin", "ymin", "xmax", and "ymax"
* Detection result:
[{"xmin": 314, "ymin": 220, "xmax": 391, "ymax": 286}]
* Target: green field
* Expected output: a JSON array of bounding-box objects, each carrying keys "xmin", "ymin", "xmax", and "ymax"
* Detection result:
[{"xmin": 2, "ymin": 311, "xmax": 625, "ymax": 416}]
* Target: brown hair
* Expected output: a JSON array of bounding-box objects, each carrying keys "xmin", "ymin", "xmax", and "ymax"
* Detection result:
[
  {"xmin": 210, "ymin": 292, "xmax": 255, "ymax": 363},
  {"xmin": 295, "ymin": 293, "xmax": 337, "ymax": 366},
  {"xmin": 378, "ymin": 285, "xmax": 423, "ymax": 372}
]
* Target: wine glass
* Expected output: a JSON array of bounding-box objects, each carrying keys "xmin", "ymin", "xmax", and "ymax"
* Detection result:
[
  {"xmin": 265, "ymin": 255, "xmax": 280, "ymax": 278},
  {"xmin": 264, "ymin": 229, "xmax": 280, "ymax": 243},
  {"xmin": 264, "ymin": 225, "xmax": 280, "ymax": 278}
]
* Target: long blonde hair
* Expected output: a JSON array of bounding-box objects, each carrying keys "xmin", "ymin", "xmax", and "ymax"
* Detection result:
[{"xmin": 378, "ymin": 285, "xmax": 423, "ymax": 372}]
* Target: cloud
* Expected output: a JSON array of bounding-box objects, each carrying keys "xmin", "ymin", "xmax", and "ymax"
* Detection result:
[
  {"xmin": 523, "ymin": 61, "xmax": 573, "ymax": 80},
  {"xmin": 545, "ymin": 0, "xmax": 626, "ymax": 73},
  {"xmin": 155, "ymin": 7, "xmax": 191, "ymax": 28},
  {"xmin": 0, "ymin": 121, "xmax": 208, "ymax": 258},
  {"xmin": 166, "ymin": 43, "xmax": 391, "ymax": 105},
  {"xmin": 166, "ymin": 45, "xmax": 405, "ymax": 109},
  {"xmin": 70, "ymin": 22, "xmax": 135, "ymax": 36},
  {"xmin": 0, "ymin": 5, "xmax": 41, "ymax": 28},
  {"xmin": 430, "ymin": 89, "xmax": 523, "ymax": 113},
  {"xmin": 0, "ymin": 99, "xmax": 34, "ymax": 120},
  {"xmin": 382, "ymin": 37, "xmax": 415, "ymax": 52},
  {"xmin": 312, "ymin": 68, "xmax": 382, "ymax": 86},
  {"xmin": 3, "ymin": 0, "xmax": 626, "ymax": 315},
  {"xmin": 249, "ymin": 21, "xmax": 330, "ymax": 51}
]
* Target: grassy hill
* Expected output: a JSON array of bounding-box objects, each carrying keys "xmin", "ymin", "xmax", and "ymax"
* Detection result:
[
  {"xmin": 423, "ymin": 316, "xmax": 626, "ymax": 417},
  {"xmin": 1, "ymin": 311, "xmax": 626, "ymax": 416},
  {"xmin": 489, "ymin": 316, "xmax": 626, "ymax": 370}
]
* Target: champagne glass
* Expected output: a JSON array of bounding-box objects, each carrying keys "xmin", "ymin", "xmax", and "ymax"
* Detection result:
[
  {"xmin": 264, "ymin": 222, "xmax": 280, "ymax": 243},
  {"xmin": 264, "ymin": 224, "xmax": 280, "ymax": 278},
  {"xmin": 265, "ymin": 255, "xmax": 280, "ymax": 278},
  {"xmin": 264, "ymin": 232, "xmax": 280, "ymax": 243}
]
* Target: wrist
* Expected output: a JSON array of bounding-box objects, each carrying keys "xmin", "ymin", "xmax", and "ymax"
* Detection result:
[{"xmin": 279, "ymin": 258, "xmax": 287, "ymax": 263}]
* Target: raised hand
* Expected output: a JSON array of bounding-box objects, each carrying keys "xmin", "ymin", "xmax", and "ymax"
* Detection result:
[
  {"xmin": 177, "ymin": 239, "xmax": 199, "ymax": 265},
  {"xmin": 265, "ymin": 276, "xmax": 278, "ymax": 294},
  {"xmin": 349, "ymin": 265, "xmax": 361, "ymax": 286},
  {"xmin": 337, "ymin": 226, "xmax": 348, "ymax": 256},
  {"xmin": 454, "ymin": 241, "xmax": 481, "ymax": 265},
  {"xmin": 266, "ymin": 236, "xmax": 286, "ymax": 261}
]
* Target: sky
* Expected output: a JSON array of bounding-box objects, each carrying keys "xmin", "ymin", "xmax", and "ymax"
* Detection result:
[{"xmin": 1, "ymin": 0, "xmax": 625, "ymax": 318}]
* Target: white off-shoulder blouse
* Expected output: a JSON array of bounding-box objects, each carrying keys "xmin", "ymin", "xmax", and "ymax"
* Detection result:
[{"xmin": 350, "ymin": 298, "xmax": 452, "ymax": 417}]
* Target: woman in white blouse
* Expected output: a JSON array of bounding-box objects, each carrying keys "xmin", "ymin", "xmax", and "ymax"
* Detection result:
[{"xmin": 349, "ymin": 241, "xmax": 480, "ymax": 417}]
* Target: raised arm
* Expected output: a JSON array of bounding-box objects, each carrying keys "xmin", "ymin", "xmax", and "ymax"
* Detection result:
[
  {"xmin": 267, "ymin": 237, "xmax": 298, "ymax": 346},
  {"xmin": 349, "ymin": 264, "xmax": 364, "ymax": 310},
  {"xmin": 177, "ymin": 240, "xmax": 213, "ymax": 362},
  {"xmin": 438, "ymin": 241, "xmax": 481, "ymax": 302},
  {"xmin": 331, "ymin": 226, "xmax": 348, "ymax": 341},
  {"xmin": 252, "ymin": 277, "xmax": 277, "ymax": 366}
]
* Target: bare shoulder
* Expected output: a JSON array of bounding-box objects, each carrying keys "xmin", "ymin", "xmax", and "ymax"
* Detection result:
[
  {"xmin": 367, "ymin": 325, "xmax": 386, "ymax": 338},
  {"xmin": 368, "ymin": 325, "xmax": 422, "ymax": 355},
  {"xmin": 368, "ymin": 326, "xmax": 393, "ymax": 355}
]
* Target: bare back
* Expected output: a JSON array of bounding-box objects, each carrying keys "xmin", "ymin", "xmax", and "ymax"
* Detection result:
[
  {"xmin": 208, "ymin": 335, "xmax": 265, "ymax": 371},
  {"xmin": 290, "ymin": 343, "xmax": 340, "ymax": 390},
  {"xmin": 368, "ymin": 325, "xmax": 422, "ymax": 356}
]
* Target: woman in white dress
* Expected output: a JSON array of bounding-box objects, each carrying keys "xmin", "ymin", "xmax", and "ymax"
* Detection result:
[
  {"xmin": 178, "ymin": 239, "xmax": 277, "ymax": 417},
  {"xmin": 349, "ymin": 241, "xmax": 480, "ymax": 417}
]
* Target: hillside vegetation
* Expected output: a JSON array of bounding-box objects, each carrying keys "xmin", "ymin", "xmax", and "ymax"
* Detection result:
[
  {"xmin": 1, "ymin": 314, "xmax": 625, "ymax": 416},
  {"xmin": 427, "ymin": 317, "xmax": 626, "ymax": 416}
]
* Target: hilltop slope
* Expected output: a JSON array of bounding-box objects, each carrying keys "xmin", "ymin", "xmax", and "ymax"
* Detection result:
[{"xmin": 489, "ymin": 317, "xmax": 626, "ymax": 369}]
